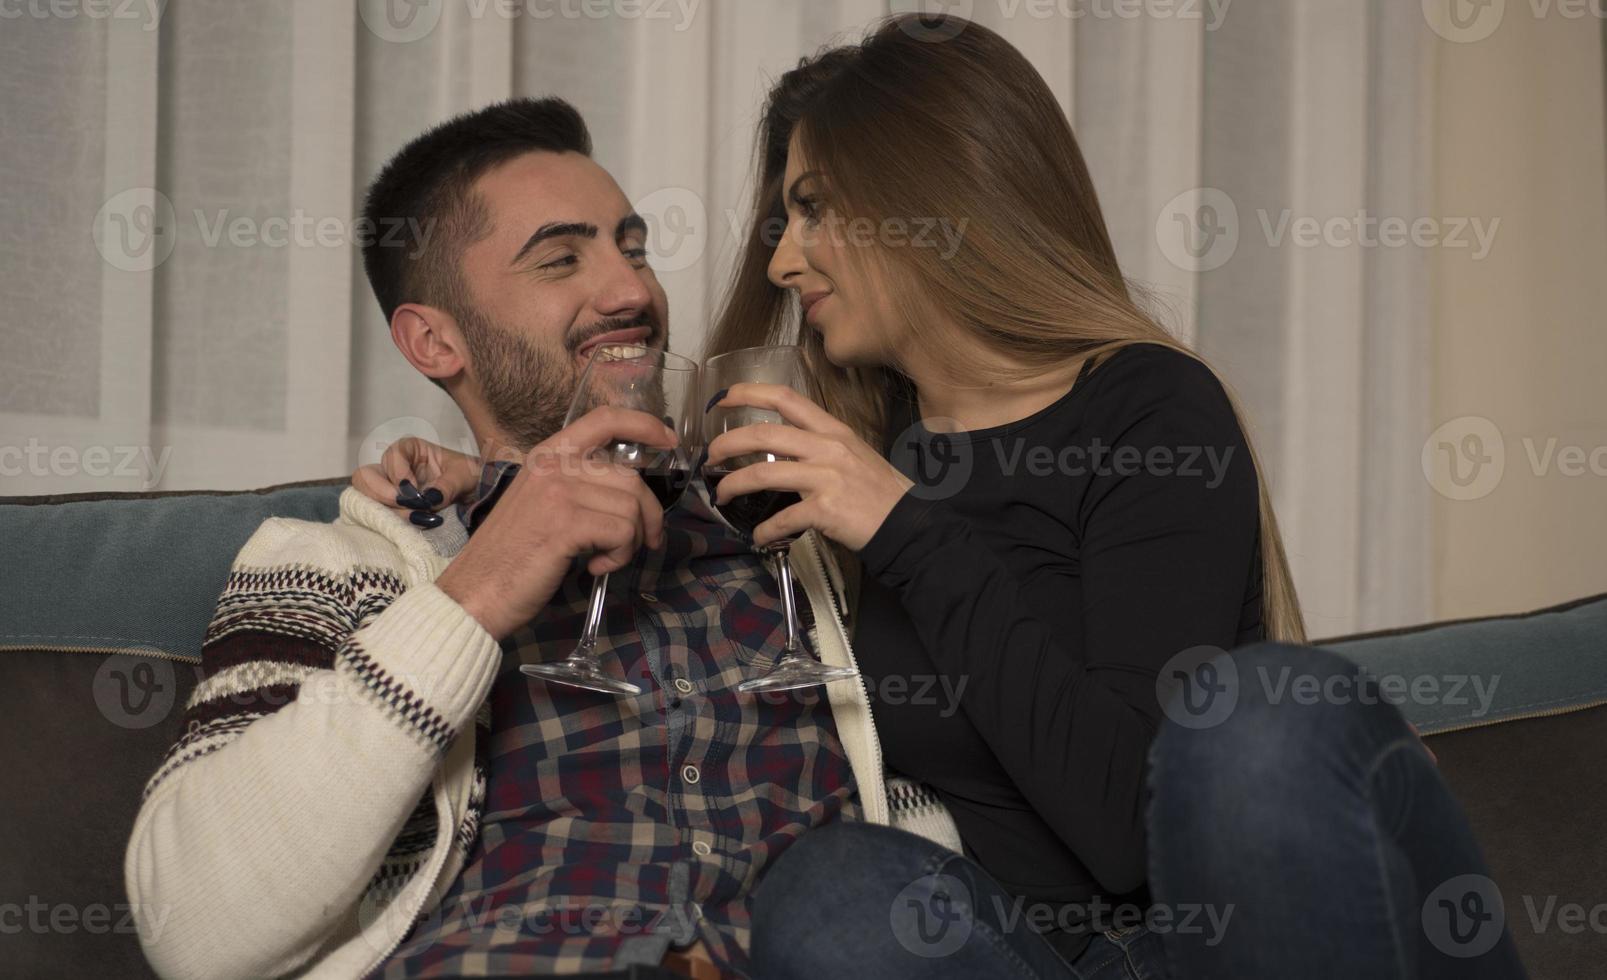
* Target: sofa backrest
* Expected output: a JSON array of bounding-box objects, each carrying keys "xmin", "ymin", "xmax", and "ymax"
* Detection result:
[
  {"xmin": 1319, "ymin": 594, "xmax": 1607, "ymax": 979},
  {"xmin": 0, "ymin": 480, "xmax": 345, "ymax": 979},
  {"xmin": 3, "ymin": 480, "xmax": 1602, "ymax": 979}
]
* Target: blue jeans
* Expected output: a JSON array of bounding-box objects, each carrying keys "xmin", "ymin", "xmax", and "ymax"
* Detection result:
[
  {"xmin": 752, "ymin": 642, "xmax": 1529, "ymax": 979},
  {"xmin": 1146, "ymin": 642, "xmax": 1528, "ymax": 978},
  {"xmin": 750, "ymin": 820, "xmax": 1168, "ymax": 979}
]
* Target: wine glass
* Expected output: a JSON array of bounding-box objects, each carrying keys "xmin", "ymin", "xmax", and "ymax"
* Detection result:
[
  {"xmin": 519, "ymin": 344, "xmax": 699, "ymax": 695},
  {"xmin": 702, "ymin": 345, "xmax": 860, "ymax": 694}
]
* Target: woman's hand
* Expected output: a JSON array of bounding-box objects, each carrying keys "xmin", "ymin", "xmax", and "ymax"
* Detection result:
[
  {"xmin": 705, "ymin": 383, "xmax": 913, "ymax": 552},
  {"xmin": 352, "ymin": 437, "xmax": 482, "ymax": 518}
]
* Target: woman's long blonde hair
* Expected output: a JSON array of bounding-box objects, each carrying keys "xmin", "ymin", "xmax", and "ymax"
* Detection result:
[{"xmin": 706, "ymin": 14, "xmax": 1305, "ymax": 643}]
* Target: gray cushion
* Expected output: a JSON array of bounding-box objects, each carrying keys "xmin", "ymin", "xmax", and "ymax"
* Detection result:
[
  {"xmin": 1, "ymin": 480, "xmax": 346, "ymax": 660},
  {"xmin": 1320, "ymin": 592, "xmax": 1607, "ymax": 733}
]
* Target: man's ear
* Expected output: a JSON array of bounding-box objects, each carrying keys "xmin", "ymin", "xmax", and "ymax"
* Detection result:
[{"xmin": 391, "ymin": 303, "xmax": 468, "ymax": 384}]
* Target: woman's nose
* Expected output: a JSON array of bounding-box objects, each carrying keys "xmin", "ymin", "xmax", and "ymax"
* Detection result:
[{"xmin": 768, "ymin": 219, "xmax": 807, "ymax": 289}]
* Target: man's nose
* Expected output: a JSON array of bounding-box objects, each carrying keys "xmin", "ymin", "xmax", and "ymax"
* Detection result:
[{"xmin": 594, "ymin": 250, "xmax": 654, "ymax": 318}]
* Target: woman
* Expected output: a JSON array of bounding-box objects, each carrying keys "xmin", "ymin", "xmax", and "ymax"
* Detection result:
[
  {"xmin": 360, "ymin": 15, "xmax": 1525, "ymax": 980},
  {"xmin": 693, "ymin": 16, "xmax": 1271, "ymax": 979}
]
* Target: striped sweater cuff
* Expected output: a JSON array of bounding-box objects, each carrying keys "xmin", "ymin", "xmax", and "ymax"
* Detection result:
[{"xmin": 335, "ymin": 583, "xmax": 502, "ymax": 755}]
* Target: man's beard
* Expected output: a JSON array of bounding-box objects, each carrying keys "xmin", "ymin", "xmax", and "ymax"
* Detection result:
[{"xmin": 459, "ymin": 305, "xmax": 660, "ymax": 453}]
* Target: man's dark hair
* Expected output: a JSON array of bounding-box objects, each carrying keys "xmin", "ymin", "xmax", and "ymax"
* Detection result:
[{"xmin": 360, "ymin": 97, "xmax": 592, "ymax": 338}]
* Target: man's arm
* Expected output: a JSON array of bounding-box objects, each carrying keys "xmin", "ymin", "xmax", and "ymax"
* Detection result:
[{"xmin": 124, "ymin": 517, "xmax": 501, "ymax": 980}]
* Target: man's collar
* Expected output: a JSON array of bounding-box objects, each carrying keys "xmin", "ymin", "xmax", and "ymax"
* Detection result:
[
  {"xmin": 460, "ymin": 456, "xmax": 726, "ymax": 537},
  {"xmin": 460, "ymin": 459, "xmax": 521, "ymax": 534}
]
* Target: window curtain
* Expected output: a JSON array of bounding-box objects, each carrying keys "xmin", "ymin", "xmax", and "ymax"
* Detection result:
[{"xmin": 7, "ymin": 0, "xmax": 1598, "ymax": 632}]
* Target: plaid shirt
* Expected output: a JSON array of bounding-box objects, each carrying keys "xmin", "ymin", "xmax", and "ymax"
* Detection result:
[{"xmin": 376, "ymin": 461, "xmax": 861, "ymax": 978}]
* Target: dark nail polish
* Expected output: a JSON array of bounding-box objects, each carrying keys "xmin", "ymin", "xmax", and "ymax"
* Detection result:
[
  {"xmin": 704, "ymin": 388, "xmax": 729, "ymax": 413},
  {"xmin": 410, "ymin": 509, "xmax": 444, "ymax": 529},
  {"xmin": 395, "ymin": 491, "xmax": 428, "ymax": 510},
  {"xmin": 422, "ymin": 487, "xmax": 445, "ymax": 507}
]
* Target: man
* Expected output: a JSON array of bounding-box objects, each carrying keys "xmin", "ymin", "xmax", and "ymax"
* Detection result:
[{"xmin": 123, "ymin": 98, "xmax": 895, "ymax": 979}]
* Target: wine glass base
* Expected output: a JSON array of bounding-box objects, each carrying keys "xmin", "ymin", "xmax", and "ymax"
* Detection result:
[
  {"xmin": 520, "ymin": 661, "xmax": 643, "ymax": 696},
  {"xmin": 736, "ymin": 658, "xmax": 860, "ymax": 695}
]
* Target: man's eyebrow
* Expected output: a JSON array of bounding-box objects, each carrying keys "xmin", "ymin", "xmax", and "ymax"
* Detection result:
[
  {"xmin": 512, "ymin": 221, "xmax": 596, "ymax": 265},
  {"xmin": 616, "ymin": 213, "xmax": 647, "ymax": 240}
]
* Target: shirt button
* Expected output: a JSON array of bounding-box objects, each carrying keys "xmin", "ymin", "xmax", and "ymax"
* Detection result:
[
  {"xmin": 682, "ymin": 764, "xmax": 700, "ymax": 784},
  {"xmin": 692, "ymin": 840, "xmax": 712, "ymax": 857},
  {"xmin": 673, "ymin": 677, "xmax": 694, "ymax": 695},
  {"xmin": 640, "ymin": 592, "xmax": 658, "ymax": 603}
]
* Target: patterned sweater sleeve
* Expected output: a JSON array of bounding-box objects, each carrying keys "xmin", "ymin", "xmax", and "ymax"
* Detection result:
[{"xmin": 124, "ymin": 515, "xmax": 501, "ymax": 980}]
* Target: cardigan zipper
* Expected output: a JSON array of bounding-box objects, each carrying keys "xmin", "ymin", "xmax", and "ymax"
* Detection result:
[
  {"xmin": 799, "ymin": 531, "xmax": 888, "ymax": 825},
  {"xmin": 356, "ymin": 765, "xmax": 459, "ymax": 979}
]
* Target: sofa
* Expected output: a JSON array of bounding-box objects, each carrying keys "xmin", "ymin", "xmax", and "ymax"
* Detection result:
[{"xmin": 3, "ymin": 481, "xmax": 1604, "ymax": 979}]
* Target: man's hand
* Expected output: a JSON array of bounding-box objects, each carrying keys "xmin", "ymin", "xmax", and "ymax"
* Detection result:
[{"xmin": 434, "ymin": 407, "xmax": 678, "ymax": 641}]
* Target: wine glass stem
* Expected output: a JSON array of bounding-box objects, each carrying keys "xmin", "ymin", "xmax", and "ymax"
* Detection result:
[
  {"xmin": 771, "ymin": 547, "xmax": 802, "ymax": 655},
  {"xmin": 573, "ymin": 571, "xmax": 610, "ymax": 661}
]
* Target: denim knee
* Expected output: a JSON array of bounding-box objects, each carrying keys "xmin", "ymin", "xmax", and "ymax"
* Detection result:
[
  {"xmin": 755, "ymin": 822, "xmax": 948, "ymax": 922},
  {"xmin": 1151, "ymin": 641, "xmax": 1419, "ymax": 805},
  {"xmin": 752, "ymin": 822, "xmax": 960, "ymax": 978}
]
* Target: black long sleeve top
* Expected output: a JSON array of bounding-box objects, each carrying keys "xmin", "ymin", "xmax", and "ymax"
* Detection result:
[{"xmin": 855, "ymin": 343, "xmax": 1266, "ymax": 963}]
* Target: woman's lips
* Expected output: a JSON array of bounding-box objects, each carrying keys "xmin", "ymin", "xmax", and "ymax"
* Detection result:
[{"xmin": 801, "ymin": 292, "xmax": 831, "ymax": 324}]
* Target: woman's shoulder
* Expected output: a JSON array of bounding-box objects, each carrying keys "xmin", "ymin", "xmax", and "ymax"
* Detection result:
[
  {"xmin": 1079, "ymin": 342, "xmax": 1241, "ymax": 436},
  {"xmin": 1088, "ymin": 341, "xmax": 1220, "ymax": 390}
]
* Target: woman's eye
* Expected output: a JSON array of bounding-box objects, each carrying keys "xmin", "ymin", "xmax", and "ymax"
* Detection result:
[
  {"xmin": 624, "ymin": 247, "xmax": 649, "ymax": 262},
  {"xmin": 541, "ymin": 255, "xmax": 578, "ymax": 270}
]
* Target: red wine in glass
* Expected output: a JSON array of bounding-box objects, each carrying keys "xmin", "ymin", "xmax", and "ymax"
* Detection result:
[
  {"xmin": 609, "ymin": 442, "xmax": 694, "ymax": 510},
  {"xmin": 703, "ymin": 464, "xmax": 801, "ymax": 538}
]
